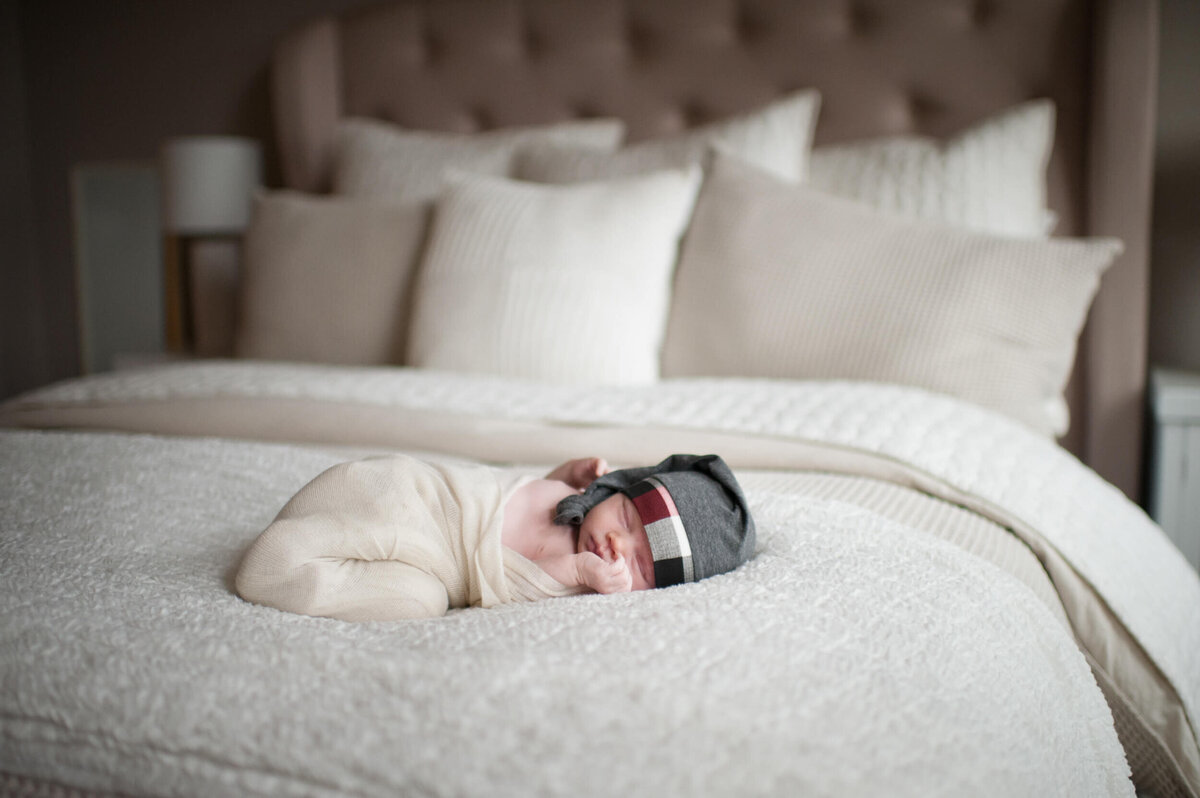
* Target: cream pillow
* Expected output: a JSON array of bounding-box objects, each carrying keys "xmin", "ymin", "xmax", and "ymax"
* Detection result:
[
  {"xmin": 408, "ymin": 168, "xmax": 702, "ymax": 384},
  {"xmin": 661, "ymin": 152, "xmax": 1121, "ymax": 436},
  {"xmin": 333, "ymin": 117, "xmax": 626, "ymax": 202},
  {"xmin": 235, "ymin": 191, "xmax": 428, "ymax": 365},
  {"xmin": 808, "ymin": 100, "xmax": 1056, "ymax": 237},
  {"xmin": 513, "ymin": 90, "xmax": 820, "ymax": 184}
]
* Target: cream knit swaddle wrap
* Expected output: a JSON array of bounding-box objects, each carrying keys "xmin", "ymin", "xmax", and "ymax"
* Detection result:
[{"xmin": 236, "ymin": 455, "xmax": 577, "ymax": 621}]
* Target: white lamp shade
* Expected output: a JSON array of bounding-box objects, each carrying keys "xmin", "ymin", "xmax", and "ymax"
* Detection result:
[{"xmin": 161, "ymin": 136, "xmax": 262, "ymax": 234}]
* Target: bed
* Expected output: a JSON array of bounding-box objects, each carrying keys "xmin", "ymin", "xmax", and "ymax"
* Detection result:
[{"xmin": 2, "ymin": 1, "xmax": 1197, "ymax": 796}]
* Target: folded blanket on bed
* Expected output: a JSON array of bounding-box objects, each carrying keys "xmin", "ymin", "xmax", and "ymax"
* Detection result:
[{"xmin": 235, "ymin": 454, "xmax": 578, "ymax": 621}]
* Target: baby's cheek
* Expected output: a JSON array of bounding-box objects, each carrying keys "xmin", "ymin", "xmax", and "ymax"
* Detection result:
[
  {"xmin": 637, "ymin": 532, "xmax": 658, "ymax": 590},
  {"xmin": 630, "ymin": 560, "xmax": 651, "ymax": 591}
]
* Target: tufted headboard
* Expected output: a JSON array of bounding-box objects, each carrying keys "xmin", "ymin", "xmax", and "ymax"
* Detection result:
[{"xmin": 269, "ymin": 0, "xmax": 1157, "ymax": 500}]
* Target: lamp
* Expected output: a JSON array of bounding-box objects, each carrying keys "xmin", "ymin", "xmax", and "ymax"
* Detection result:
[{"xmin": 159, "ymin": 136, "xmax": 261, "ymax": 353}]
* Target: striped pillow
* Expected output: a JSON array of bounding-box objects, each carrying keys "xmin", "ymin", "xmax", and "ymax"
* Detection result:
[
  {"xmin": 514, "ymin": 90, "xmax": 820, "ymax": 185},
  {"xmin": 334, "ymin": 117, "xmax": 626, "ymax": 203},
  {"xmin": 809, "ymin": 100, "xmax": 1057, "ymax": 238},
  {"xmin": 408, "ymin": 167, "xmax": 702, "ymax": 384}
]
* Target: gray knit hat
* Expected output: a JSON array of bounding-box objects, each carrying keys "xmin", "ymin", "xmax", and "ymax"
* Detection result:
[{"xmin": 554, "ymin": 454, "xmax": 756, "ymax": 588}]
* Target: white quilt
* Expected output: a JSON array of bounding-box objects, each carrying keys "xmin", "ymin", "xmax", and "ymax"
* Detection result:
[
  {"xmin": 2, "ymin": 430, "xmax": 1128, "ymax": 796},
  {"xmin": 3, "ymin": 363, "xmax": 1199, "ymax": 796}
]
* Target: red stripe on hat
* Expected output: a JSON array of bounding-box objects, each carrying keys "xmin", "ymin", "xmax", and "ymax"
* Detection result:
[{"xmin": 631, "ymin": 482, "xmax": 679, "ymax": 527}]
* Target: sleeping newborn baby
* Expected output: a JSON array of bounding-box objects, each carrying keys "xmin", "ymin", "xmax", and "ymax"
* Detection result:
[{"xmin": 235, "ymin": 453, "xmax": 756, "ymax": 621}]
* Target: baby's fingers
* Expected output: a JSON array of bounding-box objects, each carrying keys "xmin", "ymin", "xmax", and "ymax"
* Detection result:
[
  {"xmin": 578, "ymin": 457, "xmax": 608, "ymax": 486},
  {"xmin": 608, "ymin": 556, "xmax": 633, "ymax": 592}
]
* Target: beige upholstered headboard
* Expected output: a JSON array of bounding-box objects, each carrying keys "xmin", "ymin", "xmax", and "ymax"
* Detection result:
[{"xmin": 269, "ymin": 0, "xmax": 1158, "ymax": 500}]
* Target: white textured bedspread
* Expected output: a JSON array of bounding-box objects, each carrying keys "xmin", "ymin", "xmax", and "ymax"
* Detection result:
[
  {"xmin": 1, "ymin": 430, "xmax": 1129, "ymax": 796},
  {"xmin": 6, "ymin": 364, "xmax": 1199, "ymax": 727},
  {"xmin": 5, "ymin": 363, "xmax": 1200, "ymax": 795}
]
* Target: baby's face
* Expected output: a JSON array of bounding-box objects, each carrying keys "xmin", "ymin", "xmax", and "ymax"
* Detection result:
[{"xmin": 577, "ymin": 493, "xmax": 657, "ymax": 590}]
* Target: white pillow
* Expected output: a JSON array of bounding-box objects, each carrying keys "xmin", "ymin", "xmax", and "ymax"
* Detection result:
[
  {"xmin": 808, "ymin": 100, "xmax": 1056, "ymax": 237},
  {"xmin": 408, "ymin": 168, "xmax": 702, "ymax": 384},
  {"xmin": 513, "ymin": 90, "xmax": 820, "ymax": 184},
  {"xmin": 333, "ymin": 117, "xmax": 626, "ymax": 202},
  {"xmin": 662, "ymin": 152, "xmax": 1121, "ymax": 437}
]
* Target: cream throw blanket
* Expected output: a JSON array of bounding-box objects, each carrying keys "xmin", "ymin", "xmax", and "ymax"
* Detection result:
[{"xmin": 235, "ymin": 455, "xmax": 580, "ymax": 621}]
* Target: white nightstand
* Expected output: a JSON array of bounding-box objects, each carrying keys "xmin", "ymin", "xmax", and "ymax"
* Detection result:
[{"xmin": 1147, "ymin": 368, "xmax": 1200, "ymax": 572}]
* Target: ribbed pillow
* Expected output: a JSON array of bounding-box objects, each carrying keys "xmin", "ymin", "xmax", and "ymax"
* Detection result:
[
  {"xmin": 809, "ymin": 100, "xmax": 1056, "ymax": 237},
  {"xmin": 661, "ymin": 152, "xmax": 1121, "ymax": 436},
  {"xmin": 408, "ymin": 168, "xmax": 702, "ymax": 384},
  {"xmin": 514, "ymin": 90, "xmax": 820, "ymax": 184},
  {"xmin": 333, "ymin": 117, "xmax": 626, "ymax": 203},
  {"xmin": 235, "ymin": 191, "xmax": 428, "ymax": 365}
]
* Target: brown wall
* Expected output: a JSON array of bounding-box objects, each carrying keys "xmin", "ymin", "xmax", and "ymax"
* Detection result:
[
  {"xmin": 1, "ymin": 0, "xmax": 42, "ymax": 399},
  {"xmin": 1, "ymin": 0, "xmax": 370, "ymax": 398},
  {"xmin": 2, "ymin": 0, "xmax": 1199, "ymax": 400},
  {"xmin": 1150, "ymin": 0, "xmax": 1200, "ymax": 373}
]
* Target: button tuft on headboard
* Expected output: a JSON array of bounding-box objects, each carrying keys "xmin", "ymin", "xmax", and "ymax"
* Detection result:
[
  {"xmin": 523, "ymin": 26, "xmax": 545, "ymax": 60},
  {"xmin": 469, "ymin": 106, "xmax": 494, "ymax": 131},
  {"xmin": 909, "ymin": 93, "xmax": 946, "ymax": 124},
  {"xmin": 423, "ymin": 30, "xmax": 443, "ymax": 64},
  {"xmin": 627, "ymin": 19, "xmax": 655, "ymax": 60},
  {"xmin": 734, "ymin": 3, "xmax": 770, "ymax": 45},
  {"xmin": 847, "ymin": 1, "xmax": 879, "ymax": 35},
  {"xmin": 971, "ymin": 0, "xmax": 997, "ymax": 27},
  {"xmin": 681, "ymin": 100, "xmax": 710, "ymax": 127},
  {"xmin": 944, "ymin": 0, "xmax": 997, "ymax": 29},
  {"xmin": 570, "ymin": 101, "xmax": 601, "ymax": 120}
]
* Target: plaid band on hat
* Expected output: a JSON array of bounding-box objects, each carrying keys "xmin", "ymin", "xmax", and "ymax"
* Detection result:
[{"xmin": 628, "ymin": 477, "xmax": 694, "ymax": 588}]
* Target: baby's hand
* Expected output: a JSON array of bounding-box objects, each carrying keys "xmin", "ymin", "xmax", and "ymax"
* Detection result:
[
  {"xmin": 577, "ymin": 552, "xmax": 632, "ymax": 594},
  {"xmin": 547, "ymin": 457, "xmax": 610, "ymax": 490}
]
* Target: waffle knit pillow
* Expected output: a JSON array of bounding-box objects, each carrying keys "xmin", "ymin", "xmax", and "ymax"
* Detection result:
[
  {"xmin": 408, "ymin": 167, "xmax": 702, "ymax": 384},
  {"xmin": 235, "ymin": 191, "xmax": 428, "ymax": 365},
  {"xmin": 808, "ymin": 100, "xmax": 1056, "ymax": 237},
  {"xmin": 513, "ymin": 90, "xmax": 820, "ymax": 184},
  {"xmin": 661, "ymin": 151, "xmax": 1121, "ymax": 437},
  {"xmin": 333, "ymin": 117, "xmax": 625, "ymax": 203}
]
